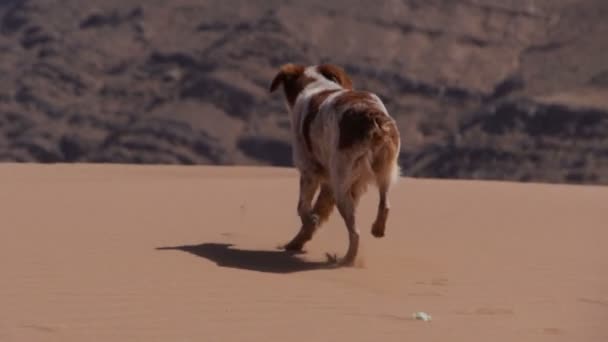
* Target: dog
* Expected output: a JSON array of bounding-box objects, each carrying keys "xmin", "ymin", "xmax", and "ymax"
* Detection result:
[{"xmin": 269, "ymin": 63, "xmax": 401, "ymax": 266}]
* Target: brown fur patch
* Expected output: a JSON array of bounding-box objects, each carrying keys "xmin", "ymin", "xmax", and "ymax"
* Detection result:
[
  {"xmin": 338, "ymin": 108, "xmax": 380, "ymax": 149},
  {"xmin": 303, "ymin": 89, "xmax": 340, "ymax": 151},
  {"xmin": 284, "ymin": 74, "xmax": 316, "ymax": 107},
  {"xmin": 269, "ymin": 64, "xmax": 316, "ymax": 107},
  {"xmin": 317, "ymin": 64, "xmax": 354, "ymax": 90},
  {"xmin": 332, "ymin": 90, "xmax": 377, "ymax": 110},
  {"xmin": 335, "ymin": 90, "xmax": 391, "ymax": 149},
  {"xmin": 373, "ymin": 114, "xmax": 400, "ymax": 147},
  {"xmin": 270, "ymin": 64, "xmax": 304, "ymax": 92}
]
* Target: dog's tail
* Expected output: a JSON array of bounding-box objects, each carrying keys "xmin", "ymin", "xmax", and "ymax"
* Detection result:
[{"xmin": 369, "ymin": 114, "xmax": 401, "ymax": 186}]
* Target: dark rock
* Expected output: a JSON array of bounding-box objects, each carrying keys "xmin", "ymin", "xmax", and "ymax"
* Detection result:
[
  {"xmin": 237, "ymin": 136, "xmax": 292, "ymax": 167},
  {"xmin": 1, "ymin": 2, "xmax": 27, "ymax": 34},
  {"xmin": 180, "ymin": 77, "xmax": 256, "ymax": 120},
  {"xmin": 80, "ymin": 11, "xmax": 122, "ymax": 29}
]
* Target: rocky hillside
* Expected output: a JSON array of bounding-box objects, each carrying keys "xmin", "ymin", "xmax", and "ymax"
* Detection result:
[{"xmin": 1, "ymin": 0, "xmax": 608, "ymax": 184}]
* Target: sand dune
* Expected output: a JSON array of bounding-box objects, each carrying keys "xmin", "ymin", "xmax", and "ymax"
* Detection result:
[{"xmin": 1, "ymin": 164, "xmax": 607, "ymax": 341}]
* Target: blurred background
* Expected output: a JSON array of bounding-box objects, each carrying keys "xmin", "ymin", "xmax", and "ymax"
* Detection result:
[{"xmin": 1, "ymin": 0, "xmax": 607, "ymax": 184}]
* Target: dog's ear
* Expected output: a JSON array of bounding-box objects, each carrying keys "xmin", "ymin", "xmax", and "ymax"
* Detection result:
[
  {"xmin": 270, "ymin": 63, "xmax": 305, "ymax": 93},
  {"xmin": 318, "ymin": 64, "xmax": 353, "ymax": 90}
]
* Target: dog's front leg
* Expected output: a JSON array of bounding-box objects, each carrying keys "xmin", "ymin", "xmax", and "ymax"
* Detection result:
[{"xmin": 284, "ymin": 173, "xmax": 319, "ymax": 251}]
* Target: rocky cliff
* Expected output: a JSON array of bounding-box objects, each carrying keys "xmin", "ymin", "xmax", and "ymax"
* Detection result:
[{"xmin": 1, "ymin": 0, "xmax": 607, "ymax": 184}]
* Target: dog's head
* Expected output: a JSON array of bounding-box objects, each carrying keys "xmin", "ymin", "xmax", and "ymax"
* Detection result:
[{"xmin": 269, "ymin": 63, "xmax": 353, "ymax": 108}]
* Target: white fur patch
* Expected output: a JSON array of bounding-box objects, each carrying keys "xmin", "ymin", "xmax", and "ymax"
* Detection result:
[
  {"xmin": 293, "ymin": 66, "xmax": 346, "ymax": 142},
  {"xmin": 301, "ymin": 66, "xmax": 343, "ymax": 98}
]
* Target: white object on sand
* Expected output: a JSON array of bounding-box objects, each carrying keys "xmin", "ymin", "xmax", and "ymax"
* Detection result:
[{"xmin": 412, "ymin": 311, "xmax": 432, "ymax": 321}]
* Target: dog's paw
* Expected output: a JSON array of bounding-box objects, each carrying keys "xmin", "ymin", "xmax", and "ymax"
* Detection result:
[
  {"xmin": 325, "ymin": 254, "xmax": 344, "ymax": 269},
  {"xmin": 324, "ymin": 253, "xmax": 360, "ymax": 268},
  {"xmin": 371, "ymin": 230, "xmax": 385, "ymax": 238},
  {"xmin": 325, "ymin": 252, "xmax": 339, "ymax": 264},
  {"xmin": 282, "ymin": 242, "xmax": 305, "ymax": 253},
  {"xmin": 371, "ymin": 223, "xmax": 386, "ymax": 238}
]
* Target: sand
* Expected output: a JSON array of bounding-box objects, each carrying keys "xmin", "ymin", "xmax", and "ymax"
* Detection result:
[{"xmin": 1, "ymin": 163, "xmax": 607, "ymax": 342}]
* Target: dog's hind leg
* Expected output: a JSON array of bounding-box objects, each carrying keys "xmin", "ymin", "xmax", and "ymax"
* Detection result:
[
  {"xmin": 371, "ymin": 181, "xmax": 390, "ymax": 238},
  {"xmin": 331, "ymin": 163, "xmax": 366, "ymax": 267},
  {"xmin": 284, "ymin": 173, "xmax": 320, "ymax": 251},
  {"xmin": 371, "ymin": 147, "xmax": 400, "ymax": 238},
  {"xmin": 309, "ymin": 183, "xmax": 335, "ymax": 228},
  {"xmin": 284, "ymin": 183, "xmax": 335, "ymax": 251}
]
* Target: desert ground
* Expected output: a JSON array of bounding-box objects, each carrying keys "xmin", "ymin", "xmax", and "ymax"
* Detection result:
[{"xmin": 0, "ymin": 163, "xmax": 606, "ymax": 341}]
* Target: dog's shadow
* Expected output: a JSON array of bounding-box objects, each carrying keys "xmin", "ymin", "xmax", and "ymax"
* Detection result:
[{"xmin": 156, "ymin": 243, "xmax": 334, "ymax": 274}]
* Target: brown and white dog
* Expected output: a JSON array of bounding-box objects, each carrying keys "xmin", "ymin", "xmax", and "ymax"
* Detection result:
[{"xmin": 269, "ymin": 63, "xmax": 401, "ymax": 266}]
